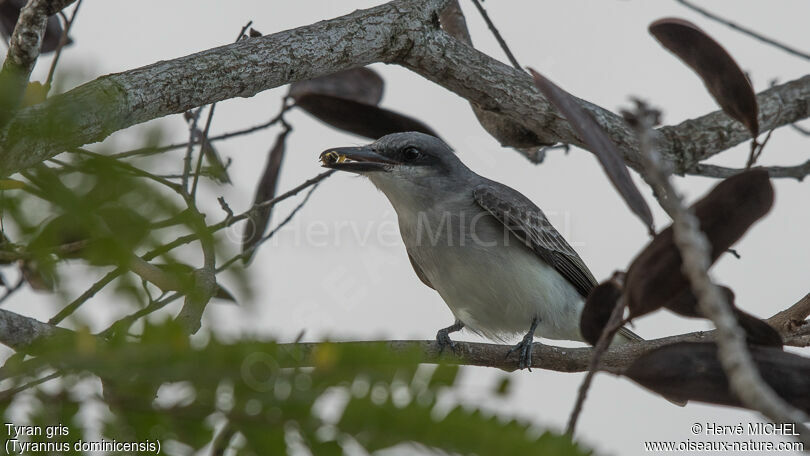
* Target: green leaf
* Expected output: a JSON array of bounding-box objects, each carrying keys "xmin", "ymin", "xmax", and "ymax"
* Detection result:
[{"xmin": 340, "ymin": 396, "xmax": 588, "ymax": 455}]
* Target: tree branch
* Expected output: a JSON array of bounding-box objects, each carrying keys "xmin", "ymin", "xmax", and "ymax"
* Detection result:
[
  {"xmin": 469, "ymin": 0, "xmax": 521, "ymax": 69},
  {"xmin": 689, "ymin": 160, "xmax": 810, "ymax": 181},
  {"xmin": 1, "ymin": 0, "xmax": 808, "ymax": 178},
  {"xmin": 0, "ymin": 0, "xmax": 447, "ymax": 175},
  {"xmin": 0, "ymin": 308, "xmax": 68, "ymax": 351},
  {"xmin": 768, "ymin": 293, "xmax": 810, "ymax": 335},
  {"xmin": 0, "ymin": 0, "xmax": 78, "ymax": 126},
  {"xmin": 1, "ymin": 291, "xmax": 808, "ymax": 374}
]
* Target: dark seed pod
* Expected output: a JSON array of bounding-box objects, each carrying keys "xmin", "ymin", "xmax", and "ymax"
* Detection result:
[
  {"xmin": 625, "ymin": 170, "xmax": 773, "ymax": 320},
  {"xmin": 626, "ymin": 342, "xmax": 810, "ymax": 412}
]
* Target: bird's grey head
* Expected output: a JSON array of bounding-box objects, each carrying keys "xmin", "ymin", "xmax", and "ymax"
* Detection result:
[{"xmin": 319, "ymin": 132, "xmax": 472, "ymax": 205}]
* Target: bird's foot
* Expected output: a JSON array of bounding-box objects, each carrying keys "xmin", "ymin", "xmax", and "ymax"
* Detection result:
[
  {"xmin": 436, "ymin": 328, "xmax": 456, "ymax": 354},
  {"xmin": 506, "ymin": 317, "xmax": 540, "ymax": 371},
  {"xmin": 506, "ymin": 332, "xmax": 535, "ymax": 371},
  {"xmin": 435, "ymin": 321, "xmax": 464, "ymax": 354}
]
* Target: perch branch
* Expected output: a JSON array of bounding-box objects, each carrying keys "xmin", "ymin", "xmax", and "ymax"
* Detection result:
[{"xmin": 2, "ymin": 292, "xmax": 809, "ymax": 373}]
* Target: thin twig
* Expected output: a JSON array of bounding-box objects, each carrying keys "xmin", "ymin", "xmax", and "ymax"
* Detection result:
[
  {"xmin": 217, "ymin": 197, "xmax": 234, "ymax": 219},
  {"xmin": 69, "ymin": 148, "xmax": 184, "ymax": 193},
  {"xmin": 565, "ymin": 295, "xmax": 626, "ymax": 436},
  {"xmin": 181, "ymin": 109, "xmax": 202, "ymax": 193},
  {"xmin": 187, "ymin": 21, "xmax": 253, "ymax": 199},
  {"xmin": 0, "ymin": 239, "xmax": 89, "ymax": 263},
  {"xmin": 689, "ymin": 159, "xmax": 810, "ymax": 181},
  {"xmin": 49, "ymin": 268, "xmax": 123, "ymax": 324},
  {"xmin": 767, "ymin": 293, "xmax": 810, "ymax": 335},
  {"xmin": 210, "ymin": 422, "xmax": 236, "ymax": 456},
  {"xmin": 469, "ymin": 0, "xmax": 521, "ymax": 70},
  {"xmin": 99, "ymin": 292, "xmax": 182, "ymax": 339},
  {"xmin": 93, "ymin": 173, "xmax": 332, "ymax": 336},
  {"xmin": 142, "ymin": 171, "xmax": 335, "ymax": 262},
  {"xmin": 190, "ymin": 104, "xmax": 217, "ymax": 200},
  {"xmin": 675, "ymin": 0, "xmax": 810, "ymax": 61},
  {"xmin": 745, "ymin": 129, "xmax": 775, "ymax": 169},
  {"xmin": 45, "ymin": 0, "xmax": 82, "ymax": 89},
  {"xmin": 109, "ymin": 105, "xmax": 294, "ymax": 160},
  {"xmin": 0, "ymin": 371, "xmax": 59, "ymax": 400},
  {"xmin": 218, "ymin": 180, "xmax": 323, "ymax": 271},
  {"xmin": 234, "ymin": 21, "xmax": 254, "ymax": 42}
]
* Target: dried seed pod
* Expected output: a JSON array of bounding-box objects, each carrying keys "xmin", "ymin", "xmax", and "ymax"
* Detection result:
[
  {"xmin": 580, "ymin": 279, "xmax": 622, "ymax": 346},
  {"xmin": 625, "ymin": 170, "xmax": 773, "ymax": 319},
  {"xmin": 530, "ymin": 68, "xmax": 654, "ymax": 234},
  {"xmin": 289, "ymin": 67, "xmax": 384, "ymax": 106},
  {"xmin": 289, "ymin": 68, "xmax": 437, "ymax": 140},
  {"xmin": 662, "ymin": 286, "xmax": 782, "ymax": 347},
  {"xmin": 241, "ymin": 129, "xmax": 291, "ymax": 263},
  {"xmin": 626, "ymin": 342, "xmax": 810, "ymax": 412},
  {"xmin": 649, "ymin": 18, "xmax": 758, "ymax": 137}
]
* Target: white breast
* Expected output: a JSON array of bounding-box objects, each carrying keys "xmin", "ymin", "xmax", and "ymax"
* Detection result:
[{"xmin": 396, "ymin": 198, "xmax": 585, "ymax": 343}]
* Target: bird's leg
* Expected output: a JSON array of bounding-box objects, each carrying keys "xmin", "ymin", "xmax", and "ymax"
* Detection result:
[
  {"xmin": 436, "ymin": 321, "xmax": 464, "ymax": 353},
  {"xmin": 506, "ymin": 317, "xmax": 539, "ymax": 371}
]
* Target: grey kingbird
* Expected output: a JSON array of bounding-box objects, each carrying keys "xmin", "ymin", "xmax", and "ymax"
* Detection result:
[{"xmin": 320, "ymin": 132, "xmax": 640, "ymax": 369}]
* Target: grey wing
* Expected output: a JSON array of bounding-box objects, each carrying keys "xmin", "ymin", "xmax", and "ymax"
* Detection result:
[
  {"xmin": 473, "ymin": 182, "xmax": 597, "ymax": 298},
  {"xmin": 408, "ymin": 252, "xmax": 435, "ymax": 289}
]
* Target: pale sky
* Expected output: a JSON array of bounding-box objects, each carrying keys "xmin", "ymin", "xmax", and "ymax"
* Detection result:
[{"xmin": 6, "ymin": 1, "xmax": 810, "ymax": 454}]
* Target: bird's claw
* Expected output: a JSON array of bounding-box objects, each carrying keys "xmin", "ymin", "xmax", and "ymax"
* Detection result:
[
  {"xmin": 436, "ymin": 328, "xmax": 456, "ymax": 354},
  {"xmin": 506, "ymin": 334, "xmax": 535, "ymax": 371}
]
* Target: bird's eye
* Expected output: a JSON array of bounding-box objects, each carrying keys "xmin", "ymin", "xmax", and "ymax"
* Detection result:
[{"xmin": 402, "ymin": 146, "xmax": 421, "ymax": 162}]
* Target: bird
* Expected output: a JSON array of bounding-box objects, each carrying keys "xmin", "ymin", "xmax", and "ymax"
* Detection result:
[{"xmin": 319, "ymin": 132, "xmax": 641, "ymax": 369}]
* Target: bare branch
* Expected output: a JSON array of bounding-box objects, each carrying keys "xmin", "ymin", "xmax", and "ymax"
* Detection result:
[
  {"xmin": 768, "ymin": 293, "xmax": 810, "ymax": 335},
  {"xmin": 0, "ymin": 288, "xmax": 808, "ymax": 408},
  {"xmin": 439, "ymin": 1, "xmax": 547, "ymax": 152},
  {"xmin": 49, "ymin": 268, "xmax": 122, "ymax": 324},
  {"xmin": 221, "ymin": 177, "xmax": 324, "ymax": 270},
  {"xmin": 0, "ymin": 0, "xmax": 807, "ymax": 178},
  {"xmin": 0, "ymin": 0, "xmax": 446, "ymax": 175},
  {"xmin": 566, "ymin": 294, "xmax": 626, "ymax": 435},
  {"xmin": 44, "ymin": 0, "xmax": 82, "ymax": 88},
  {"xmin": 2, "ymin": 303, "xmax": 807, "ymax": 374},
  {"xmin": 127, "ymin": 255, "xmax": 184, "ymax": 292},
  {"xmin": 469, "ymin": 0, "xmax": 521, "ymax": 69},
  {"xmin": 110, "ymin": 102, "xmax": 294, "ymax": 160},
  {"xmin": 406, "ymin": 28, "xmax": 810, "ymax": 171},
  {"xmin": 689, "ymin": 160, "xmax": 810, "ymax": 181},
  {"xmin": 0, "ymin": 308, "xmax": 68, "ymax": 350}
]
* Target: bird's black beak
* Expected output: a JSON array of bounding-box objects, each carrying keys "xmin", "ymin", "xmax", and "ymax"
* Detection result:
[{"xmin": 319, "ymin": 146, "xmax": 396, "ymax": 173}]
